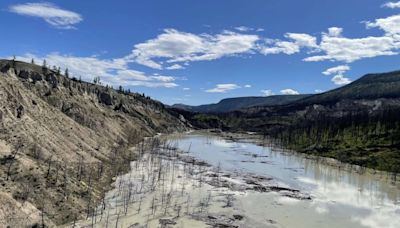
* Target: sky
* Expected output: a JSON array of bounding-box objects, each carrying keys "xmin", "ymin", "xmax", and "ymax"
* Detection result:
[{"xmin": 1, "ymin": 0, "xmax": 400, "ymax": 105}]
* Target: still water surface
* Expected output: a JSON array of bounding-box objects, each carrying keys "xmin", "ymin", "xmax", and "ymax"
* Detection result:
[{"xmin": 168, "ymin": 133, "xmax": 400, "ymax": 228}]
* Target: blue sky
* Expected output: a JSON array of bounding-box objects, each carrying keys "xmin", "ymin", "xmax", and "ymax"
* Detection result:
[{"xmin": 1, "ymin": 0, "xmax": 400, "ymax": 105}]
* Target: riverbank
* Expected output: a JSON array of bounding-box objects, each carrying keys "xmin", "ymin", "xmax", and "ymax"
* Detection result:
[
  {"xmin": 68, "ymin": 131, "xmax": 400, "ymax": 228},
  {"xmin": 209, "ymin": 130, "xmax": 400, "ymax": 185},
  {"xmin": 69, "ymin": 135, "xmax": 312, "ymax": 228}
]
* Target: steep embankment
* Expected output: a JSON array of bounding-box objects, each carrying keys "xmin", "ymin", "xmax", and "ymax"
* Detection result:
[{"xmin": 0, "ymin": 60, "xmax": 187, "ymax": 226}]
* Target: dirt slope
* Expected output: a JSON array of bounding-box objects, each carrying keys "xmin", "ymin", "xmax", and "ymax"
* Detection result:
[{"xmin": 0, "ymin": 59, "xmax": 188, "ymax": 226}]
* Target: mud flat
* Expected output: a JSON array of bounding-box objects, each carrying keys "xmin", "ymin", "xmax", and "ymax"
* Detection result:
[{"xmin": 68, "ymin": 136, "xmax": 311, "ymax": 228}]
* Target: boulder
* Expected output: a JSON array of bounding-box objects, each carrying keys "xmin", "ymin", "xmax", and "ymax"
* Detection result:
[
  {"xmin": 99, "ymin": 92, "xmax": 113, "ymax": 105},
  {"xmin": 18, "ymin": 70, "xmax": 30, "ymax": 79},
  {"xmin": 31, "ymin": 72, "xmax": 43, "ymax": 83}
]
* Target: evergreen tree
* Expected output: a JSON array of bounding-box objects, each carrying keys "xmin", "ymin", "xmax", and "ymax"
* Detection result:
[
  {"xmin": 93, "ymin": 76, "xmax": 101, "ymax": 85},
  {"xmin": 65, "ymin": 68, "xmax": 69, "ymax": 78},
  {"xmin": 42, "ymin": 59, "xmax": 48, "ymax": 74}
]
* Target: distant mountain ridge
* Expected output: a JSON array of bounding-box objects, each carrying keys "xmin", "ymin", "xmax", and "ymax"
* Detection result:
[
  {"xmin": 239, "ymin": 70, "xmax": 400, "ymax": 113},
  {"xmin": 172, "ymin": 95, "xmax": 311, "ymax": 113}
]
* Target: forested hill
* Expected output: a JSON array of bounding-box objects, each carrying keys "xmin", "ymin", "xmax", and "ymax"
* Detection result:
[
  {"xmin": 172, "ymin": 94, "xmax": 311, "ymax": 113},
  {"xmin": 292, "ymin": 70, "xmax": 400, "ymax": 106},
  {"xmin": 176, "ymin": 69, "xmax": 400, "ymax": 173}
]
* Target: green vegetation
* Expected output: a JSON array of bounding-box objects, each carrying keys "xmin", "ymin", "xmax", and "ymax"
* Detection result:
[
  {"xmin": 267, "ymin": 109, "xmax": 400, "ymax": 173},
  {"xmin": 175, "ymin": 70, "xmax": 400, "ymax": 173}
]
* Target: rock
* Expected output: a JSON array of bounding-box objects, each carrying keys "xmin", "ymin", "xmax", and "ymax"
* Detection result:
[
  {"xmin": 99, "ymin": 92, "xmax": 113, "ymax": 105},
  {"xmin": 31, "ymin": 72, "xmax": 43, "ymax": 83},
  {"xmin": 159, "ymin": 218, "xmax": 176, "ymax": 227},
  {"xmin": 233, "ymin": 215, "xmax": 244, "ymax": 220},
  {"xmin": 0, "ymin": 64, "xmax": 11, "ymax": 73},
  {"xmin": 266, "ymin": 219, "xmax": 277, "ymax": 224},
  {"xmin": 18, "ymin": 70, "xmax": 30, "ymax": 79},
  {"xmin": 16, "ymin": 105, "xmax": 24, "ymax": 118}
]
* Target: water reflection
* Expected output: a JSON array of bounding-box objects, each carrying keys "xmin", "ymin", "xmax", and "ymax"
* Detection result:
[{"xmin": 169, "ymin": 133, "xmax": 400, "ymax": 228}]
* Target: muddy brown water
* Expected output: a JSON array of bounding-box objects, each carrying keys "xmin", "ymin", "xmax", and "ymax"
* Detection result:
[{"xmin": 167, "ymin": 133, "xmax": 400, "ymax": 228}]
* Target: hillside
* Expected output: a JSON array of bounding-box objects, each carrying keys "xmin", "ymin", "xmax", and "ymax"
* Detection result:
[
  {"xmin": 0, "ymin": 59, "xmax": 187, "ymax": 226},
  {"xmin": 178, "ymin": 70, "xmax": 400, "ymax": 172},
  {"xmin": 172, "ymin": 94, "xmax": 310, "ymax": 113},
  {"xmin": 291, "ymin": 70, "xmax": 400, "ymax": 106}
]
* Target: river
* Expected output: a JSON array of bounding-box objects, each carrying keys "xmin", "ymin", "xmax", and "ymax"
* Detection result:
[
  {"xmin": 167, "ymin": 132, "xmax": 400, "ymax": 228},
  {"xmin": 73, "ymin": 132, "xmax": 400, "ymax": 228}
]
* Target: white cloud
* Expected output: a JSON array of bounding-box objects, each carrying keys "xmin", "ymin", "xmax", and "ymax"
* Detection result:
[
  {"xmin": 244, "ymin": 84, "xmax": 252, "ymax": 88},
  {"xmin": 183, "ymin": 87, "xmax": 190, "ymax": 91},
  {"xmin": 280, "ymin": 89, "xmax": 299, "ymax": 95},
  {"xmin": 383, "ymin": 1, "xmax": 400, "ymax": 8},
  {"xmin": 150, "ymin": 75, "xmax": 175, "ymax": 82},
  {"xmin": 257, "ymin": 14, "xmax": 400, "ymax": 64},
  {"xmin": 331, "ymin": 75, "xmax": 352, "ymax": 86},
  {"xmin": 315, "ymin": 89, "xmax": 324, "ymax": 93},
  {"xmin": 259, "ymin": 33, "xmax": 317, "ymax": 55},
  {"xmin": 206, "ymin": 84, "xmax": 240, "ymax": 93},
  {"xmin": 9, "ymin": 3, "xmax": 82, "ymax": 29},
  {"xmin": 322, "ymin": 65, "xmax": 350, "ymax": 75},
  {"xmin": 261, "ymin": 89, "xmax": 274, "ymax": 96},
  {"xmin": 286, "ymin": 33, "xmax": 318, "ymax": 48},
  {"xmin": 366, "ymin": 14, "xmax": 400, "ymax": 35},
  {"xmin": 304, "ymin": 27, "xmax": 400, "ymax": 63},
  {"xmin": 14, "ymin": 53, "xmax": 178, "ymax": 88},
  {"xmin": 327, "ymin": 27, "xmax": 343, "ymax": 37},
  {"xmin": 166, "ymin": 64, "xmax": 185, "ymax": 70},
  {"xmin": 126, "ymin": 29, "xmax": 259, "ymax": 69},
  {"xmin": 260, "ymin": 40, "xmax": 300, "ymax": 55},
  {"xmin": 235, "ymin": 26, "xmax": 253, "ymax": 32},
  {"xmin": 322, "ymin": 65, "xmax": 352, "ymax": 86}
]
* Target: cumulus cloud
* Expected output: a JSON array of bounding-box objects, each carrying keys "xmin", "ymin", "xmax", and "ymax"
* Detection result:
[
  {"xmin": 366, "ymin": 14, "xmax": 400, "ymax": 35},
  {"xmin": 166, "ymin": 64, "xmax": 185, "ymax": 70},
  {"xmin": 261, "ymin": 89, "xmax": 274, "ymax": 96},
  {"xmin": 9, "ymin": 2, "xmax": 82, "ymax": 29},
  {"xmin": 331, "ymin": 75, "xmax": 352, "ymax": 86},
  {"xmin": 322, "ymin": 65, "xmax": 352, "ymax": 86},
  {"xmin": 14, "ymin": 53, "xmax": 178, "ymax": 88},
  {"xmin": 304, "ymin": 27, "xmax": 400, "ymax": 63},
  {"xmin": 125, "ymin": 29, "xmax": 259, "ymax": 69},
  {"xmin": 255, "ymin": 14, "xmax": 400, "ymax": 64},
  {"xmin": 182, "ymin": 87, "xmax": 190, "ymax": 91},
  {"xmin": 315, "ymin": 89, "xmax": 324, "ymax": 93},
  {"xmin": 280, "ymin": 89, "xmax": 299, "ymax": 95},
  {"xmin": 327, "ymin": 27, "xmax": 343, "ymax": 37},
  {"xmin": 259, "ymin": 33, "xmax": 317, "ymax": 55},
  {"xmin": 383, "ymin": 1, "xmax": 400, "ymax": 8},
  {"xmin": 244, "ymin": 84, "xmax": 252, "ymax": 88},
  {"xmin": 206, "ymin": 84, "xmax": 240, "ymax": 93},
  {"xmin": 322, "ymin": 65, "xmax": 350, "ymax": 75}
]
